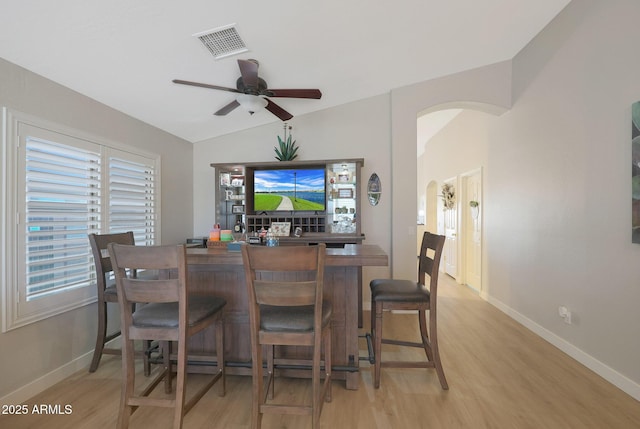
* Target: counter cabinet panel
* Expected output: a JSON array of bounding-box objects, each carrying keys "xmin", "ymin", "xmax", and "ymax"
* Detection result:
[{"xmin": 184, "ymin": 245, "xmax": 387, "ymax": 390}]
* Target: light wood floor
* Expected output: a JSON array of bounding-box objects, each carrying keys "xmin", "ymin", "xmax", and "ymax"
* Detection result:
[{"xmin": 2, "ymin": 274, "xmax": 640, "ymax": 429}]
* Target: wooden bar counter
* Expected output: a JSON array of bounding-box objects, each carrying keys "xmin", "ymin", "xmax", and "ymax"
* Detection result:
[{"xmin": 185, "ymin": 244, "xmax": 388, "ymax": 390}]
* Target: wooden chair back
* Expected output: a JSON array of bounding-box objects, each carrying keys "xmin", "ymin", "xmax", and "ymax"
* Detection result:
[
  {"xmin": 89, "ymin": 231, "xmax": 135, "ymax": 290},
  {"xmin": 108, "ymin": 243, "xmax": 187, "ymax": 342},
  {"xmin": 418, "ymin": 231, "xmax": 446, "ymax": 297},
  {"xmin": 242, "ymin": 243, "xmax": 326, "ymax": 310}
]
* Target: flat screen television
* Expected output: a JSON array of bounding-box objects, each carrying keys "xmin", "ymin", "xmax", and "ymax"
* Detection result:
[{"xmin": 253, "ymin": 167, "xmax": 326, "ymax": 212}]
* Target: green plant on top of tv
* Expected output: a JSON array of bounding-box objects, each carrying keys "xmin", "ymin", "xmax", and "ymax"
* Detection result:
[{"xmin": 274, "ymin": 123, "xmax": 299, "ymax": 161}]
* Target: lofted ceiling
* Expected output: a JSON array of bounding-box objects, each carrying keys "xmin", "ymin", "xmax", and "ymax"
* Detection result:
[{"xmin": 0, "ymin": 0, "xmax": 571, "ymax": 143}]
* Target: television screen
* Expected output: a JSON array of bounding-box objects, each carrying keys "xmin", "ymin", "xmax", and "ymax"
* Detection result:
[{"xmin": 254, "ymin": 168, "xmax": 325, "ymax": 212}]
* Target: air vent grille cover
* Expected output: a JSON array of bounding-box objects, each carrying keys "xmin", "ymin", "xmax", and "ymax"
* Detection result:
[{"xmin": 194, "ymin": 24, "xmax": 248, "ymax": 60}]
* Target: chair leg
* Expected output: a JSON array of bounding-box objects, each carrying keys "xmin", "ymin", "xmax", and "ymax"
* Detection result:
[
  {"xmin": 117, "ymin": 338, "xmax": 136, "ymax": 429},
  {"xmin": 172, "ymin": 340, "xmax": 187, "ymax": 429},
  {"xmin": 373, "ymin": 301, "xmax": 383, "ymax": 389},
  {"xmin": 370, "ymin": 297, "xmax": 376, "ymax": 346},
  {"xmin": 418, "ymin": 310, "xmax": 434, "ymax": 362},
  {"xmin": 89, "ymin": 301, "xmax": 109, "ymax": 372},
  {"xmin": 429, "ymin": 311, "xmax": 449, "ymax": 390},
  {"xmin": 267, "ymin": 345, "xmax": 275, "ymax": 400},
  {"xmin": 324, "ymin": 325, "xmax": 332, "ymax": 403},
  {"xmin": 312, "ymin": 338, "xmax": 320, "ymax": 429},
  {"xmin": 216, "ymin": 319, "xmax": 226, "ymax": 396},
  {"xmin": 143, "ymin": 340, "xmax": 151, "ymax": 377},
  {"xmin": 163, "ymin": 341, "xmax": 172, "ymax": 394},
  {"xmin": 251, "ymin": 338, "xmax": 264, "ymax": 429}
]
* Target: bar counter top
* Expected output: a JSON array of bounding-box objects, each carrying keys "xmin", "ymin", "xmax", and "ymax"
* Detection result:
[{"xmin": 186, "ymin": 243, "xmax": 388, "ymax": 267}]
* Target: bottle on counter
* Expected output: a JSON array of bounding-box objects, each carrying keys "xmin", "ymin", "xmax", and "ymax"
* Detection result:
[{"xmin": 266, "ymin": 228, "xmax": 278, "ymax": 247}]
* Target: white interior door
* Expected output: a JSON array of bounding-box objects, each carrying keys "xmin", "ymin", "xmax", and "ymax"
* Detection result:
[
  {"xmin": 443, "ymin": 180, "xmax": 458, "ymax": 279},
  {"xmin": 463, "ymin": 170, "xmax": 482, "ymax": 291}
]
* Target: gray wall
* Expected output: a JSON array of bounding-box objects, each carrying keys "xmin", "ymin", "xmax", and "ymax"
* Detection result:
[
  {"xmin": 0, "ymin": 57, "xmax": 194, "ymax": 400},
  {"xmin": 416, "ymin": 0, "xmax": 640, "ymax": 398},
  {"xmin": 487, "ymin": 0, "xmax": 640, "ymax": 392}
]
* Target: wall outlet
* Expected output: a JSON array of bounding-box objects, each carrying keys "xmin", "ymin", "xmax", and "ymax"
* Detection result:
[{"xmin": 558, "ymin": 306, "xmax": 572, "ymax": 324}]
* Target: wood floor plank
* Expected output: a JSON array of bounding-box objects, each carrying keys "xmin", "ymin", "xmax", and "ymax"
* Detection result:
[{"xmin": 2, "ymin": 274, "xmax": 639, "ymax": 428}]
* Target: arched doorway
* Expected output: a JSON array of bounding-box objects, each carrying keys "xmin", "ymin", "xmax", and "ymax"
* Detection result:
[
  {"xmin": 390, "ymin": 61, "xmax": 511, "ymax": 281},
  {"xmin": 416, "ymin": 107, "xmax": 493, "ymax": 291}
]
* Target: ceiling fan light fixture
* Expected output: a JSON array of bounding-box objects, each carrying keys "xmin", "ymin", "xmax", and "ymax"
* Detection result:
[
  {"xmin": 173, "ymin": 58, "xmax": 319, "ymax": 121},
  {"xmin": 237, "ymin": 94, "xmax": 267, "ymax": 114}
]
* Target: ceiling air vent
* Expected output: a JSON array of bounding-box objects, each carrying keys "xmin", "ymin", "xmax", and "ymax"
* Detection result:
[{"xmin": 193, "ymin": 24, "xmax": 248, "ymax": 60}]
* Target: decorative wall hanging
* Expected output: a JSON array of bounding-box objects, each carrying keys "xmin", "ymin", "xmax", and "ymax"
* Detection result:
[
  {"xmin": 469, "ymin": 200, "xmax": 480, "ymax": 219},
  {"xmin": 441, "ymin": 183, "xmax": 456, "ymax": 210},
  {"xmin": 367, "ymin": 173, "xmax": 381, "ymax": 206},
  {"xmin": 632, "ymin": 101, "xmax": 640, "ymax": 243}
]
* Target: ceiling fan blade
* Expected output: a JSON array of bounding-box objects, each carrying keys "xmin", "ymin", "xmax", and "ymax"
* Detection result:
[
  {"xmin": 238, "ymin": 59, "xmax": 259, "ymax": 88},
  {"xmin": 267, "ymin": 89, "xmax": 322, "ymax": 99},
  {"xmin": 172, "ymin": 79, "xmax": 239, "ymax": 94},
  {"xmin": 214, "ymin": 100, "xmax": 241, "ymax": 116},
  {"xmin": 265, "ymin": 99, "xmax": 294, "ymax": 121}
]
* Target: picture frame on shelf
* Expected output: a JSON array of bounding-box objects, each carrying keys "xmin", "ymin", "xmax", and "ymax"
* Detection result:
[
  {"xmin": 220, "ymin": 172, "xmax": 231, "ymax": 187},
  {"xmin": 338, "ymin": 172, "xmax": 350, "ymax": 182},
  {"xmin": 270, "ymin": 222, "xmax": 291, "ymax": 237},
  {"xmin": 231, "ymin": 177, "xmax": 244, "ymax": 187},
  {"xmin": 232, "ymin": 204, "xmax": 245, "ymax": 214},
  {"xmin": 338, "ymin": 188, "xmax": 354, "ymax": 198}
]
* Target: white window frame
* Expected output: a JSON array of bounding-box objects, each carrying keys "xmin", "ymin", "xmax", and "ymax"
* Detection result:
[{"xmin": 1, "ymin": 108, "xmax": 161, "ymax": 332}]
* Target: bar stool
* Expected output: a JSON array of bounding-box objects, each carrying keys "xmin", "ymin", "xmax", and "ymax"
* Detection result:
[
  {"xmin": 241, "ymin": 243, "xmax": 332, "ymax": 429},
  {"xmin": 109, "ymin": 243, "xmax": 226, "ymax": 429},
  {"xmin": 88, "ymin": 232, "xmax": 154, "ymax": 374},
  {"xmin": 370, "ymin": 231, "xmax": 448, "ymax": 389}
]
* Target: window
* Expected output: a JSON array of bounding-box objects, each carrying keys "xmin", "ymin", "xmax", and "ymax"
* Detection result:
[
  {"xmin": 108, "ymin": 152, "xmax": 156, "ymax": 246},
  {"xmin": 1, "ymin": 109, "xmax": 159, "ymax": 331}
]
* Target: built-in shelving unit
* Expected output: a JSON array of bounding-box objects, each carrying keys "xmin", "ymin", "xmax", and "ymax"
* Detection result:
[
  {"xmin": 326, "ymin": 161, "xmax": 358, "ymax": 234},
  {"xmin": 215, "ymin": 166, "xmax": 246, "ymax": 231},
  {"xmin": 211, "ymin": 159, "xmax": 364, "ymax": 245},
  {"xmin": 246, "ymin": 215, "xmax": 327, "ymax": 233}
]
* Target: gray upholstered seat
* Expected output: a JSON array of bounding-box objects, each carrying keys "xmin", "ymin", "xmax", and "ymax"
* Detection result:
[
  {"xmin": 260, "ymin": 303, "xmax": 332, "ymax": 332},
  {"xmin": 370, "ymin": 279, "xmax": 430, "ymax": 303},
  {"xmin": 133, "ymin": 295, "xmax": 227, "ymax": 328}
]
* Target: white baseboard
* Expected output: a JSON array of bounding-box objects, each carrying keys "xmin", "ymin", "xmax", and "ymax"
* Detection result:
[
  {"xmin": 0, "ymin": 351, "xmax": 93, "ymax": 405},
  {"xmin": 0, "ymin": 337, "xmax": 122, "ymax": 405},
  {"xmin": 481, "ymin": 291, "xmax": 640, "ymax": 402}
]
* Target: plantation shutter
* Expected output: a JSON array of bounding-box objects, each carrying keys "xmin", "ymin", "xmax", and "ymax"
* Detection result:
[
  {"xmin": 107, "ymin": 151, "xmax": 156, "ymax": 246},
  {"xmin": 7, "ymin": 115, "xmax": 160, "ymax": 331},
  {"xmin": 22, "ymin": 135, "xmax": 101, "ymax": 301}
]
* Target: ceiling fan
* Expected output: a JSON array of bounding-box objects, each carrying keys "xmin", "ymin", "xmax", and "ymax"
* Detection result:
[{"xmin": 172, "ymin": 59, "xmax": 322, "ymax": 121}]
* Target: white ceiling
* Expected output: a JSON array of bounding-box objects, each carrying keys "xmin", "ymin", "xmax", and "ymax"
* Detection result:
[{"xmin": 0, "ymin": 0, "xmax": 570, "ymax": 143}]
